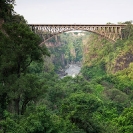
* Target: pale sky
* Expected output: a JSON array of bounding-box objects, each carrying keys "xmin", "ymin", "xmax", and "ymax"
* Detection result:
[{"xmin": 14, "ymin": 0, "xmax": 133, "ymax": 24}]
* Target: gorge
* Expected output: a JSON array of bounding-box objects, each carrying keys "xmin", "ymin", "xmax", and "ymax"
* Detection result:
[{"xmin": 1, "ymin": 1, "xmax": 133, "ymax": 132}]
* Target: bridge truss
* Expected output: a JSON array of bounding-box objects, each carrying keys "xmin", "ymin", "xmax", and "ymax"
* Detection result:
[{"xmin": 29, "ymin": 24, "xmax": 126, "ymax": 44}]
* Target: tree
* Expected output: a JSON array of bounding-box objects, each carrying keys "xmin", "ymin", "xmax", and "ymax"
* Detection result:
[
  {"xmin": 0, "ymin": 0, "xmax": 15, "ymax": 22},
  {"xmin": 0, "ymin": 21, "xmax": 49, "ymax": 115},
  {"xmin": 122, "ymin": 21, "xmax": 133, "ymax": 39},
  {"xmin": 0, "ymin": 106, "xmax": 60, "ymax": 133},
  {"xmin": 115, "ymin": 107, "xmax": 133, "ymax": 133},
  {"xmin": 61, "ymin": 92, "xmax": 102, "ymax": 133}
]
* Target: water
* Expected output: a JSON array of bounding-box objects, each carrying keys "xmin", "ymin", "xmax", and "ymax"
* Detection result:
[{"xmin": 65, "ymin": 64, "xmax": 81, "ymax": 77}]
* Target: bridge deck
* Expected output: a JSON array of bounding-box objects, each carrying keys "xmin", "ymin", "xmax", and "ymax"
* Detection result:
[{"xmin": 29, "ymin": 24, "xmax": 126, "ymax": 27}]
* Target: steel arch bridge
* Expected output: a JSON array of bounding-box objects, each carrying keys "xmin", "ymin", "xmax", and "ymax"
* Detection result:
[{"xmin": 29, "ymin": 24, "xmax": 126, "ymax": 45}]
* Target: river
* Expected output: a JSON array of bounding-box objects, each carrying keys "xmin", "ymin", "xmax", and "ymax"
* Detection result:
[{"xmin": 60, "ymin": 64, "xmax": 81, "ymax": 78}]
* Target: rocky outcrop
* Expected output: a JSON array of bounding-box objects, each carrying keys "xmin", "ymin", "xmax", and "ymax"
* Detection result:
[
  {"xmin": 113, "ymin": 52, "xmax": 133, "ymax": 73},
  {"xmin": 45, "ymin": 41, "xmax": 61, "ymax": 47}
]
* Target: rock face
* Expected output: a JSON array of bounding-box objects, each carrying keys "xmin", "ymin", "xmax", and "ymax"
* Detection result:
[
  {"xmin": 45, "ymin": 35, "xmax": 62, "ymax": 47},
  {"xmin": 45, "ymin": 41, "xmax": 61, "ymax": 47},
  {"xmin": 113, "ymin": 52, "xmax": 133, "ymax": 72},
  {"xmin": 82, "ymin": 33, "xmax": 133, "ymax": 74}
]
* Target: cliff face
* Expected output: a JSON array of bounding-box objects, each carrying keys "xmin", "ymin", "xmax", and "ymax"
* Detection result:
[
  {"xmin": 82, "ymin": 33, "xmax": 133, "ymax": 75},
  {"xmin": 45, "ymin": 32, "xmax": 83, "ymax": 71},
  {"xmin": 45, "ymin": 32, "xmax": 84, "ymax": 71},
  {"xmin": 45, "ymin": 41, "xmax": 61, "ymax": 47},
  {"xmin": 83, "ymin": 34, "xmax": 105, "ymax": 66},
  {"xmin": 113, "ymin": 51, "xmax": 133, "ymax": 73}
]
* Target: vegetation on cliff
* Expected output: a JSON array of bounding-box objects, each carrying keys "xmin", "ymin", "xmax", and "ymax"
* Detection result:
[
  {"xmin": 81, "ymin": 20, "xmax": 133, "ymax": 132},
  {"xmin": 46, "ymin": 32, "xmax": 84, "ymax": 71}
]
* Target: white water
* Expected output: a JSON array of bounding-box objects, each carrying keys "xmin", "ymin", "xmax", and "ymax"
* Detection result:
[{"xmin": 65, "ymin": 64, "xmax": 81, "ymax": 77}]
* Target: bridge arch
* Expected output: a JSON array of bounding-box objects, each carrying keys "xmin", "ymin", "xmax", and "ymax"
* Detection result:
[{"xmin": 41, "ymin": 29, "xmax": 114, "ymax": 43}]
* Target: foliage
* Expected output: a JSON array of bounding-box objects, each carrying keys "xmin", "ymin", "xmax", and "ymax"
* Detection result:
[
  {"xmin": 48, "ymin": 32, "xmax": 84, "ymax": 71},
  {"xmin": 0, "ymin": 0, "xmax": 15, "ymax": 22},
  {"xmin": 1, "ymin": 1, "xmax": 133, "ymax": 132},
  {"xmin": 0, "ymin": 1, "xmax": 49, "ymax": 117},
  {"xmin": 61, "ymin": 92, "xmax": 103, "ymax": 133},
  {"xmin": 114, "ymin": 107, "xmax": 133, "ymax": 133}
]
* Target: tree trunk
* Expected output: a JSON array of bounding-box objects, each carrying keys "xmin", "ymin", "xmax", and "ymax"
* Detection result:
[
  {"xmin": 14, "ymin": 97, "xmax": 20, "ymax": 115},
  {"xmin": 21, "ymin": 98, "xmax": 29, "ymax": 115}
]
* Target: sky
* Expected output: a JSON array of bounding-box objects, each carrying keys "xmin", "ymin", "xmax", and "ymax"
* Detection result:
[{"xmin": 14, "ymin": 0, "xmax": 133, "ymax": 24}]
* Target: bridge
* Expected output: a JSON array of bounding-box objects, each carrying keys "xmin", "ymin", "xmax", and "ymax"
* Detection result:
[{"xmin": 29, "ymin": 24, "xmax": 126, "ymax": 45}]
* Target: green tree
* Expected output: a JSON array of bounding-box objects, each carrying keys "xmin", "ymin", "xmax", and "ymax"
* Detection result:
[
  {"xmin": 61, "ymin": 92, "xmax": 102, "ymax": 133},
  {"xmin": 115, "ymin": 107, "xmax": 133, "ymax": 133},
  {"xmin": 122, "ymin": 21, "xmax": 133, "ymax": 39},
  {"xmin": 0, "ymin": 0, "xmax": 15, "ymax": 22},
  {"xmin": 0, "ymin": 22, "xmax": 49, "ymax": 115}
]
